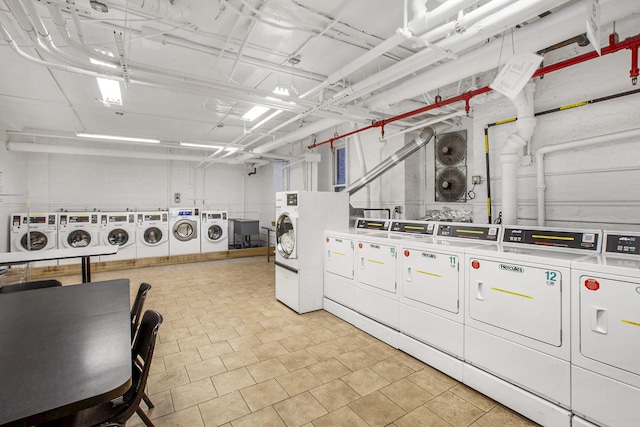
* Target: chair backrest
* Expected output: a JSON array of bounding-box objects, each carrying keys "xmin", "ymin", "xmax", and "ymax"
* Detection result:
[
  {"xmin": 106, "ymin": 310, "xmax": 163, "ymax": 424},
  {"xmin": 0, "ymin": 279, "xmax": 62, "ymax": 294},
  {"xmin": 131, "ymin": 282, "xmax": 152, "ymax": 338}
]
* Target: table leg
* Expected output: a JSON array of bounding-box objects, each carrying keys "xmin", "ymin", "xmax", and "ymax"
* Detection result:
[
  {"xmin": 267, "ymin": 231, "xmax": 270, "ymax": 263},
  {"xmin": 81, "ymin": 256, "xmax": 91, "ymax": 283}
]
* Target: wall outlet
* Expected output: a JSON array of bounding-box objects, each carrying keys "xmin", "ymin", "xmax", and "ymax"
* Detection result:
[
  {"xmin": 472, "ymin": 176, "xmax": 482, "ymax": 185},
  {"xmin": 394, "ymin": 206, "xmax": 403, "ymax": 214},
  {"xmin": 174, "ymin": 193, "xmax": 181, "ymax": 204}
]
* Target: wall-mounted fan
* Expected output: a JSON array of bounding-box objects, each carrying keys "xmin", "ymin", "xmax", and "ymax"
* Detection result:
[
  {"xmin": 435, "ymin": 131, "xmax": 467, "ymax": 202},
  {"xmin": 436, "ymin": 167, "xmax": 467, "ymax": 202}
]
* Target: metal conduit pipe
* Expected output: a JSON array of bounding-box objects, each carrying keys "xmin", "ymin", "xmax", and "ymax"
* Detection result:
[
  {"xmin": 535, "ymin": 127, "xmax": 640, "ymax": 226},
  {"xmin": 408, "ymin": 0, "xmax": 479, "ymax": 35},
  {"xmin": 346, "ymin": 126, "xmax": 435, "ymax": 196},
  {"xmin": 109, "ymin": 0, "xmax": 190, "ymax": 23},
  {"xmin": 351, "ymin": 122, "xmax": 371, "ymax": 208}
]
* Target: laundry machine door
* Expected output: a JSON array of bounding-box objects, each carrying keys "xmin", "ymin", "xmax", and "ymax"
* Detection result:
[
  {"xmin": 17, "ymin": 231, "xmax": 48, "ymax": 251},
  {"xmin": 107, "ymin": 229, "xmax": 130, "ymax": 247},
  {"xmin": 206, "ymin": 224, "xmax": 224, "ymax": 242},
  {"xmin": 143, "ymin": 226, "xmax": 163, "ymax": 246},
  {"xmin": 67, "ymin": 230, "xmax": 92, "ymax": 248},
  {"xmin": 276, "ymin": 213, "xmax": 297, "ymax": 259},
  {"xmin": 357, "ymin": 240, "xmax": 397, "ymax": 293},
  {"xmin": 174, "ymin": 219, "xmax": 197, "ymax": 241}
]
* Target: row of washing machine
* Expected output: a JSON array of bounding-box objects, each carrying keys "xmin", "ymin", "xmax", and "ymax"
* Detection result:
[
  {"xmin": 9, "ymin": 208, "xmax": 230, "ymax": 263},
  {"xmin": 322, "ymin": 219, "xmax": 639, "ymax": 427}
]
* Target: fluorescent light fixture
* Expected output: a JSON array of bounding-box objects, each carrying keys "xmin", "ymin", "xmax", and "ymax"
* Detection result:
[
  {"xmin": 76, "ymin": 133, "xmax": 160, "ymax": 143},
  {"xmin": 96, "ymin": 77, "xmax": 122, "ymax": 105},
  {"xmin": 272, "ymin": 86, "xmax": 290, "ymax": 96},
  {"xmin": 180, "ymin": 142, "xmax": 238, "ymax": 152},
  {"xmin": 242, "ymin": 105, "xmax": 269, "ymax": 121},
  {"xmin": 90, "ymin": 58, "xmax": 118, "ymax": 69}
]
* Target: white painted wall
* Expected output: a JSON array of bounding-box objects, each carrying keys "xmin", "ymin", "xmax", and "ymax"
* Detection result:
[{"xmin": 0, "ymin": 129, "xmax": 29, "ymax": 252}]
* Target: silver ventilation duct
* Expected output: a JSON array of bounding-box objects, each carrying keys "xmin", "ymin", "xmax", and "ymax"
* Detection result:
[{"xmin": 346, "ymin": 126, "xmax": 436, "ymax": 196}]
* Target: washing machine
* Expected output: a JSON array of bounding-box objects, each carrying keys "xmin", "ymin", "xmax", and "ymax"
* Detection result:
[
  {"xmin": 57, "ymin": 212, "xmax": 100, "ymax": 265},
  {"xmin": 570, "ymin": 230, "xmax": 640, "ymax": 427},
  {"xmin": 201, "ymin": 210, "xmax": 228, "ymax": 253},
  {"xmin": 463, "ymin": 225, "xmax": 602, "ymax": 427},
  {"xmin": 10, "ymin": 212, "xmax": 58, "ymax": 267},
  {"xmin": 323, "ymin": 218, "xmax": 396, "ymax": 344},
  {"xmin": 98, "ymin": 212, "xmax": 137, "ymax": 261},
  {"xmin": 392, "ymin": 221, "xmax": 501, "ymax": 381},
  {"xmin": 168, "ymin": 207, "xmax": 200, "ymax": 256},
  {"xmin": 136, "ymin": 211, "xmax": 169, "ymax": 258},
  {"xmin": 275, "ymin": 191, "xmax": 349, "ymax": 313}
]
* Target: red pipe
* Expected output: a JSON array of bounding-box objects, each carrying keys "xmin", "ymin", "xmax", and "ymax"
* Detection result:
[{"xmin": 309, "ymin": 32, "xmax": 640, "ymax": 149}]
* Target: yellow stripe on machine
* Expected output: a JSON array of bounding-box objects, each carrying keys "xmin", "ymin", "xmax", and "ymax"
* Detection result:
[
  {"xmin": 532, "ymin": 234, "xmax": 574, "ymax": 241},
  {"xmin": 368, "ymin": 259, "xmax": 385, "ymax": 265},
  {"xmin": 457, "ymin": 229, "xmax": 483, "ymax": 234},
  {"xmin": 490, "ymin": 287, "xmax": 533, "ymax": 299},
  {"xmin": 332, "ymin": 252, "xmax": 346, "ymax": 256},
  {"xmin": 416, "ymin": 270, "xmax": 442, "ymax": 278},
  {"xmin": 622, "ymin": 319, "xmax": 640, "ymax": 327}
]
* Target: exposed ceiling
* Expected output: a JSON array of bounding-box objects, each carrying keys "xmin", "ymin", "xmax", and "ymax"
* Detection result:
[{"xmin": 0, "ymin": 0, "xmax": 636, "ymax": 166}]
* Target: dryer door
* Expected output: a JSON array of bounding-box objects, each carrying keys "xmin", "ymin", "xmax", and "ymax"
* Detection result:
[
  {"xmin": 276, "ymin": 213, "xmax": 297, "ymax": 259},
  {"xmin": 206, "ymin": 224, "xmax": 223, "ymax": 242},
  {"xmin": 108, "ymin": 229, "xmax": 130, "ymax": 246},
  {"xmin": 67, "ymin": 230, "xmax": 92, "ymax": 248},
  {"xmin": 174, "ymin": 219, "xmax": 197, "ymax": 241},
  {"xmin": 144, "ymin": 227, "xmax": 163, "ymax": 246},
  {"xmin": 18, "ymin": 231, "xmax": 48, "ymax": 251}
]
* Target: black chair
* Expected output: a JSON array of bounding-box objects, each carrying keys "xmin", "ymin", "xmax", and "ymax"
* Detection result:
[
  {"xmin": 54, "ymin": 310, "xmax": 163, "ymax": 427},
  {"xmin": 131, "ymin": 283, "xmax": 152, "ymax": 338},
  {"xmin": 0, "ymin": 279, "xmax": 62, "ymax": 294}
]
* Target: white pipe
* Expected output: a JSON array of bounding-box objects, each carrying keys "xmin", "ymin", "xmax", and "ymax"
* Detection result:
[
  {"xmin": 351, "ymin": 122, "xmax": 370, "ymax": 208},
  {"xmin": 500, "ymin": 82, "xmax": 536, "ymax": 225},
  {"xmin": 408, "ymin": 0, "xmax": 479, "ymax": 34},
  {"xmin": 535, "ymin": 127, "xmax": 640, "ymax": 226},
  {"xmin": 110, "ymin": 0, "xmax": 190, "ymax": 22}
]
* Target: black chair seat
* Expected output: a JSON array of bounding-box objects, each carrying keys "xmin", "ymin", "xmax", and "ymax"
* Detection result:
[{"xmin": 0, "ymin": 279, "xmax": 62, "ymax": 293}]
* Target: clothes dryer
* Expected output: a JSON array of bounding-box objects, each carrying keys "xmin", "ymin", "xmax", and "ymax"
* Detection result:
[
  {"xmin": 10, "ymin": 212, "xmax": 58, "ymax": 267},
  {"xmin": 392, "ymin": 221, "xmax": 500, "ymax": 381},
  {"xmin": 169, "ymin": 207, "xmax": 200, "ymax": 256},
  {"xmin": 571, "ymin": 230, "xmax": 640, "ymax": 427},
  {"xmin": 58, "ymin": 212, "xmax": 100, "ymax": 265},
  {"xmin": 136, "ymin": 211, "xmax": 169, "ymax": 258},
  {"xmin": 463, "ymin": 226, "xmax": 602, "ymax": 427},
  {"xmin": 201, "ymin": 210, "xmax": 228, "ymax": 253},
  {"xmin": 275, "ymin": 191, "xmax": 349, "ymax": 313},
  {"xmin": 99, "ymin": 212, "xmax": 137, "ymax": 261}
]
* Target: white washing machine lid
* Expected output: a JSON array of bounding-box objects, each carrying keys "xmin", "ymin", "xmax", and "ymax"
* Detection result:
[{"xmin": 173, "ymin": 219, "xmax": 197, "ymax": 241}]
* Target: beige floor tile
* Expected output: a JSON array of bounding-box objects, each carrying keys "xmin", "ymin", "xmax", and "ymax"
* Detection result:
[
  {"xmin": 306, "ymin": 328, "xmax": 338, "ymax": 344},
  {"xmin": 425, "ymin": 391, "xmax": 485, "ymax": 427},
  {"xmin": 335, "ymin": 349, "xmax": 376, "ymax": 371},
  {"xmin": 212, "ymin": 367, "xmax": 256, "ymax": 396},
  {"xmin": 348, "ymin": 391, "xmax": 406, "ymax": 427},
  {"xmin": 188, "ymin": 323, "xmax": 221, "ymax": 337},
  {"xmin": 360, "ymin": 341, "xmax": 400, "ymax": 361},
  {"xmin": 186, "ymin": 356, "xmax": 227, "ymax": 381},
  {"xmin": 129, "ymin": 390, "xmax": 173, "ymax": 425},
  {"xmin": 474, "ymin": 405, "xmax": 540, "ymax": 427},
  {"xmin": 341, "ymin": 367, "xmax": 390, "ymax": 396},
  {"xmin": 251, "ymin": 341, "xmax": 289, "ymax": 361},
  {"xmin": 380, "ymin": 378, "xmax": 435, "ymax": 412},
  {"xmin": 153, "ymin": 406, "xmax": 205, "ymax": 427},
  {"xmin": 278, "ymin": 335, "xmax": 315, "ymax": 352},
  {"xmin": 309, "ymin": 379, "xmax": 360, "ymax": 412},
  {"xmin": 221, "ymin": 348, "xmax": 260, "ymax": 370},
  {"xmin": 199, "ymin": 391, "xmax": 251, "ymax": 427},
  {"xmin": 369, "ymin": 357, "xmax": 416, "ymax": 383},
  {"xmin": 274, "ymin": 392, "xmax": 328, "ymax": 427},
  {"xmin": 394, "ymin": 405, "xmax": 452, "ymax": 427},
  {"xmin": 240, "ymin": 378, "xmax": 289, "ymax": 412},
  {"xmin": 280, "ymin": 323, "xmax": 309, "ymax": 336},
  {"xmin": 393, "ymin": 353, "xmax": 428, "ymax": 371},
  {"xmin": 331, "ymin": 334, "xmax": 372, "ymax": 352},
  {"xmin": 148, "ymin": 367, "xmax": 191, "ymax": 395},
  {"xmin": 231, "ymin": 406, "xmax": 286, "ymax": 427},
  {"xmin": 247, "ymin": 358, "xmax": 290, "ymax": 383},
  {"xmin": 311, "ymin": 406, "xmax": 368, "ymax": 427},
  {"xmin": 178, "ymin": 333, "xmax": 212, "ymax": 351},
  {"xmin": 450, "ymin": 384, "xmax": 497, "ymax": 412},
  {"xmin": 234, "ymin": 322, "xmax": 266, "ymax": 336},
  {"xmin": 159, "ymin": 327, "xmax": 191, "ymax": 344},
  {"xmin": 150, "ymin": 356, "xmax": 167, "ymax": 375},
  {"xmin": 171, "ymin": 378, "xmax": 218, "ymax": 411},
  {"xmin": 278, "ymin": 349, "xmax": 318, "ymax": 371},
  {"xmin": 407, "ymin": 367, "xmax": 458, "ymax": 396},
  {"xmin": 256, "ymin": 328, "xmax": 290, "ymax": 343},
  {"xmin": 155, "ymin": 340, "xmax": 181, "ymax": 358},
  {"xmin": 208, "ymin": 327, "xmax": 240, "ymax": 344},
  {"xmin": 307, "ymin": 358, "xmax": 351, "ymax": 383},
  {"xmin": 198, "ymin": 341, "xmax": 235, "ymax": 360},
  {"xmin": 276, "ymin": 368, "xmax": 322, "ymax": 396},
  {"xmin": 172, "ymin": 316, "xmax": 203, "ymax": 330},
  {"xmin": 164, "ymin": 348, "xmax": 203, "ymax": 371},
  {"xmin": 305, "ymin": 341, "xmax": 343, "ymax": 362},
  {"xmin": 228, "ymin": 334, "xmax": 264, "ymax": 351},
  {"xmin": 216, "ymin": 316, "xmax": 245, "ymax": 330}
]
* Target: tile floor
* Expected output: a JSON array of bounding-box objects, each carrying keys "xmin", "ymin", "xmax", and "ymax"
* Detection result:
[{"xmin": 59, "ymin": 256, "xmax": 540, "ymax": 427}]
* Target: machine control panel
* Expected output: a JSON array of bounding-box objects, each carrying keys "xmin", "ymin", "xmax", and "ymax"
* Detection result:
[
  {"xmin": 502, "ymin": 227, "xmax": 599, "ymax": 251},
  {"xmin": 437, "ymin": 224, "xmax": 500, "ymax": 241},
  {"xmin": 286, "ymin": 193, "xmax": 298, "ymax": 206},
  {"xmin": 389, "ymin": 221, "xmax": 435, "ymax": 235},
  {"xmin": 604, "ymin": 232, "xmax": 639, "ymax": 255},
  {"xmin": 356, "ymin": 219, "xmax": 389, "ymax": 230}
]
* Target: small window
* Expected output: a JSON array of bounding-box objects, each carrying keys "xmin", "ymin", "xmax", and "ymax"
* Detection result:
[{"xmin": 333, "ymin": 143, "xmax": 346, "ymax": 192}]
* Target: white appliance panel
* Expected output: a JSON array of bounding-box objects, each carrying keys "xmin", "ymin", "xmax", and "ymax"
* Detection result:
[
  {"xmin": 356, "ymin": 287, "xmax": 398, "ymax": 328},
  {"xmin": 323, "ymin": 275, "xmax": 357, "ymax": 310},
  {"xmin": 468, "ymin": 258, "xmax": 562, "ymax": 346},
  {"xmin": 99, "ymin": 212, "xmax": 137, "ymax": 261},
  {"xmin": 399, "ymin": 304, "xmax": 463, "ymax": 357},
  {"xmin": 275, "ymin": 265, "xmax": 299, "ymax": 311},
  {"xmin": 357, "ymin": 240, "xmax": 396, "ymax": 293},
  {"xmin": 169, "ymin": 208, "xmax": 200, "ymax": 256},
  {"xmin": 136, "ymin": 211, "xmax": 169, "ymax": 258},
  {"xmin": 325, "ymin": 236, "xmax": 354, "ymax": 280}
]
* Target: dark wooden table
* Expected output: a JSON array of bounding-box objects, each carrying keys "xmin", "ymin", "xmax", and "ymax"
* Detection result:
[
  {"xmin": 0, "ymin": 279, "xmax": 132, "ymax": 426},
  {"xmin": 0, "ymin": 246, "xmax": 118, "ymax": 283}
]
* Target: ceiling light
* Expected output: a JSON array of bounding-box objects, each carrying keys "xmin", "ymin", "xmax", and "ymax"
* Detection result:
[
  {"xmin": 180, "ymin": 142, "xmax": 238, "ymax": 152},
  {"xmin": 272, "ymin": 86, "xmax": 290, "ymax": 96},
  {"xmin": 242, "ymin": 105, "xmax": 269, "ymax": 121},
  {"xmin": 96, "ymin": 77, "xmax": 122, "ymax": 106},
  {"xmin": 76, "ymin": 133, "xmax": 160, "ymax": 143},
  {"xmin": 90, "ymin": 58, "xmax": 117, "ymax": 69}
]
